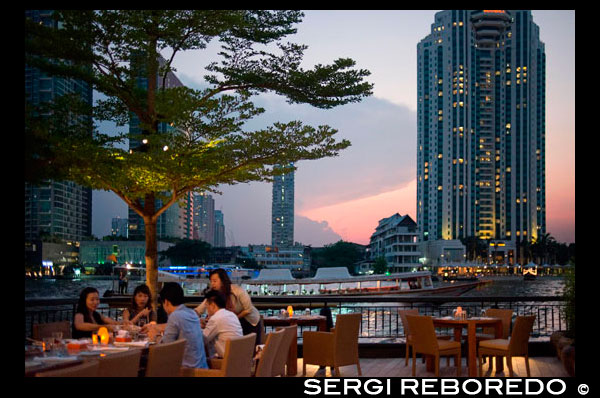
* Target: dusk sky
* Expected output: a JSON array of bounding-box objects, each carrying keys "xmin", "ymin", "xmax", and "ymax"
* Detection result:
[{"xmin": 92, "ymin": 10, "xmax": 575, "ymax": 246}]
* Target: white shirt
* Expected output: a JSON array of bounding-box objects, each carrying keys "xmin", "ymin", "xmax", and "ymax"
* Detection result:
[{"xmin": 202, "ymin": 308, "xmax": 243, "ymax": 358}]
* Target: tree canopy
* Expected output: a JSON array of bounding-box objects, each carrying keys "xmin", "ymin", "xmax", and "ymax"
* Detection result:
[{"xmin": 25, "ymin": 10, "xmax": 373, "ymax": 302}]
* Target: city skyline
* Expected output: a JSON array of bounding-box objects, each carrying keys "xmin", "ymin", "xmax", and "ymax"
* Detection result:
[{"xmin": 92, "ymin": 10, "xmax": 574, "ymax": 246}]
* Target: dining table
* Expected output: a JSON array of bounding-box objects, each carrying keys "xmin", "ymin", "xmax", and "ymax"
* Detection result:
[
  {"xmin": 262, "ymin": 314, "xmax": 327, "ymax": 376},
  {"xmin": 25, "ymin": 339, "xmax": 152, "ymax": 377},
  {"xmin": 432, "ymin": 316, "xmax": 503, "ymax": 377}
]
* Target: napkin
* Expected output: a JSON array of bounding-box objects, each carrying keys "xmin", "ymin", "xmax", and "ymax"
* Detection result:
[
  {"xmin": 37, "ymin": 356, "xmax": 80, "ymax": 364},
  {"xmin": 113, "ymin": 341, "xmax": 149, "ymax": 348},
  {"xmin": 88, "ymin": 345, "xmax": 130, "ymax": 352}
]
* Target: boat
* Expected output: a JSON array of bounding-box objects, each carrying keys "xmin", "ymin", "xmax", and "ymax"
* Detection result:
[
  {"xmin": 523, "ymin": 263, "xmax": 538, "ymax": 281},
  {"xmin": 103, "ymin": 265, "xmax": 188, "ymax": 296},
  {"xmin": 181, "ymin": 267, "xmax": 490, "ymax": 298}
]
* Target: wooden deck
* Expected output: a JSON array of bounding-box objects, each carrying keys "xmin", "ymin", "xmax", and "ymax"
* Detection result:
[{"xmin": 294, "ymin": 356, "xmax": 570, "ymax": 377}]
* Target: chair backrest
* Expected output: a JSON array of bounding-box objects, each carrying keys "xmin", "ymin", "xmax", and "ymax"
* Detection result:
[
  {"xmin": 398, "ymin": 309, "xmax": 419, "ymax": 338},
  {"xmin": 272, "ymin": 325, "xmax": 297, "ymax": 376},
  {"xmin": 32, "ymin": 321, "xmax": 72, "ymax": 340},
  {"xmin": 97, "ymin": 349, "xmax": 142, "ymax": 377},
  {"xmin": 508, "ymin": 315, "xmax": 536, "ymax": 356},
  {"xmin": 254, "ymin": 328, "xmax": 285, "ymax": 377},
  {"xmin": 145, "ymin": 339, "xmax": 187, "ymax": 377},
  {"xmin": 333, "ymin": 313, "xmax": 362, "ymax": 365},
  {"xmin": 36, "ymin": 360, "xmax": 99, "ymax": 377},
  {"xmin": 484, "ymin": 308, "xmax": 514, "ymax": 339},
  {"xmin": 221, "ymin": 333, "xmax": 256, "ymax": 377},
  {"xmin": 405, "ymin": 315, "xmax": 439, "ymax": 355}
]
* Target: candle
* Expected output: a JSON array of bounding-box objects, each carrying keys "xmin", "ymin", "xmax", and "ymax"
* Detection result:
[
  {"xmin": 98, "ymin": 327, "xmax": 110, "ymax": 344},
  {"xmin": 287, "ymin": 305, "xmax": 294, "ymax": 317},
  {"xmin": 92, "ymin": 334, "xmax": 98, "ymax": 344}
]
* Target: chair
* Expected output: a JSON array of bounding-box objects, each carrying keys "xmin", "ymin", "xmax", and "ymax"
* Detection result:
[
  {"xmin": 475, "ymin": 308, "xmax": 513, "ymax": 364},
  {"xmin": 32, "ymin": 321, "xmax": 72, "ymax": 340},
  {"xmin": 406, "ymin": 315, "xmax": 461, "ymax": 377},
  {"xmin": 180, "ymin": 333, "xmax": 256, "ymax": 377},
  {"xmin": 399, "ymin": 309, "xmax": 451, "ymax": 367},
  {"xmin": 302, "ymin": 313, "xmax": 362, "ymax": 377},
  {"xmin": 272, "ymin": 325, "xmax": 298, "ymax": 377},
  {"xmin": 145, "ymin": 339, "xmax": 187, "ymax": 377},
  {"xmin": 36, "ymin": 360, "xmax": 99, "ymax": 377},
  {"xmin": 478, "ymin": 315, "xmax": 536, "ymax": 377},
  {"xmin": 254, "ymin": 328, "xmax": 285, "ymax": 377},
  {"xmin": 97, "ymin": 349, "xmax": 142, "ymax": 377}
]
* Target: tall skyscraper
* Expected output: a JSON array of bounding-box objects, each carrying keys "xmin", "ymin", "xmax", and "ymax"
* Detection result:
[
  {"xmin": 271, "ymin": 165, "xmax": 295, "ymax": 247},
  {"xmin": 127, "ymin": 56, "xmax": 193, "ymax": 241},
  {"xmin": 193, "ymin": 192, "xmax": 215, "ymax": 245},
  {"xmin": 111, "ymin": 217, "xmax": 129, "ymax": 238},
  {"xmin": 214, "ymin": 210, "xmax": 226, "ymax": 247},
  {"xmin": 417, "ymin": 10, "xmax": 546, "ymax": 246},
  {"xmin": 25, "ymin": 10, "xmax": 93, "ymax": 243}
]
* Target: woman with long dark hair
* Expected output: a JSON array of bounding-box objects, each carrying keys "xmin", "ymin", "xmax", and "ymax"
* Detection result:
[
  {"xmin": 194, "ymin": 268, "xmax": 262, "ymax": 344},
  {"xmin": 72, "ymin": 287, "xmax": 119, "ymax": 339},
  {"xmin": 122, "ymin": 284, "xmax": 157, "ymax": 326}
]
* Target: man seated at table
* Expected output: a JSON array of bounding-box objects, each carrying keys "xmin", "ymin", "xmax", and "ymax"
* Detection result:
[
  {"xmin": 154, "ymin": 282, "xmax": 208, "ymax": 369},
  {"xmin": 202, "ymin": 289, "xmax": 243, "ymax": 359}
]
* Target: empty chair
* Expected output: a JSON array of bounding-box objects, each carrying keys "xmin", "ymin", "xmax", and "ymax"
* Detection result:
[
  {"xmin": 478, "ymin": 308, "xmax": 514, "ymax": 340},
  {"xmin": 399, "ymin": 309, "xmax": 451, "ymax": 367},
  {"xmin": 181, "ymin": 333, "xmax": 256, "ymax": 377},
  {"xmin": 478, "ymin": 315, "xmax": 536, "ymax": 377},
  {"xmin": 97, "ymin": 349, "xmax": 142, "ymax": 377},
  {"xmin": 302, "ymin": 313, "xmax": 362, "ymax": 377},
  {"xmin": 36, "ymin": 360, "xmax": 99, "ymax": 377},
  {"xmin": 272, "ymin": 325, "xmax": 298, "ymax": 377},
  {"xmin": 406, "ymin": 315, "xmax": 461, "ymax": 377},
  {"xmin": 145, "ymin": 339, "xmax": 187, "ymax": 377},
  {"xmin": 254, "ymin": 328, "xmax": 285, "ymax": 377},
  {"xmin": 32, "ymin": 321, "xmax": 72, "ymax": 340}
]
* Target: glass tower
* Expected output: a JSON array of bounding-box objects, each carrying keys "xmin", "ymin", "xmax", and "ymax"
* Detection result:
[
  {"xmin": 271, "ymin": 165, "xmax": 295, "ymax": 247},
  {"xmin": 417, "ymin": 10, "xmax": 546, "ymax": 244}
]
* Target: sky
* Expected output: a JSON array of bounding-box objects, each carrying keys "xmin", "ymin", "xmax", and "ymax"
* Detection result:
[{"xmin": 92, "ymin": 10, "xmax": 575, "ymax": 246}]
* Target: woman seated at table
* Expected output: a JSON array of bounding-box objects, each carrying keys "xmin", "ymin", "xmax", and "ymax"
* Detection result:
[
  {"xmin": 194, "ymin": 268, "xmax": 262, "ymax": 344},
  {"xmin": 122, "ymin": 284, "xmax": 157, "ymax": 327},
  {"xmin": 72, "ymin": 287, "xmax": 120, "ymax": 339}
]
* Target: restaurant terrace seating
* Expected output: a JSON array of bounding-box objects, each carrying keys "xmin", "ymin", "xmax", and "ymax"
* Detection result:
[
  {"xmin": 32, "ymin": 321, "xmax": 72, "ymax": 340},
  {"xmin": 36, "ymin": 359, "xmax": 99, "ymax": 377},
  {"xmin": 478, "ymin": 314, "xmax": 536, "ymax": 377},
  {"xmin": 476, "ymin": 308, "xmax": 514, "ymax": 364},
  {"xmin": 406, "ymin": 314, "xmax": 461, "ymax": 377},
  {"xmin": 181, "ymin": 333, "xmax": 256, "ymax": 377},
  {"xmin": 399, "ymin": 309, "xmax": 452, "ymax": 367},
  {"xmin": 272, "ymin": 325, "xmax": 298, "ymax": 377},
  {"xmin": 145, "ymin": 339, "xmax": 186, "ymax": 377},
  {"xmin": 97, "ymin": 348, "xmax": 142, "ymax": 377},
  {"xmin": 302, "ymin": 312, "xmax": 362, "ymax": 377},
  {"xmin": 254, "ymin": 328, "xmax": 285, "ymax": 377}
]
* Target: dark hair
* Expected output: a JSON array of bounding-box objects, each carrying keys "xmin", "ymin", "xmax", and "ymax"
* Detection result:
[
  {"xmin": 209, "ymin": 268, "xmax": 232, "ymax": 298},
  {"xmin": 75, "ymin": 287, "xmax": 103, "ymax": 324},
  {"xmin": 204, "ymin": 289, "xmax": 227, "ymax": 309},
  {"xmin": 159, "ymin": 282, "xmax": 184, "ymax": 306},
  {"xmin": 131, "ymin": 284, "xmax": 153, "ymax": 310}
]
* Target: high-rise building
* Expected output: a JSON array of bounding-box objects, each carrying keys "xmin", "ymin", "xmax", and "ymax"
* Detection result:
[
  {"xmin": 214, "ymin": 210, "xmax": 226, "ymax": 247},
  {"xmin": 25, "ymin": 10, "xmax": 93, "ymax": 244},
  {"xmin": 127, "ymin": 56, "xmax": 193, "ymax": 241},
  {"xmin": 111, "ymin": 217, "xmax": 129, "ymax": 238},
  {"xmin": 417, "ymin": 10, "xmax": 546, "ymax": 248},
  {"xmin": 193, "ymin": 192, "xmax": 215, "ymax": 245},
  {"xmin": 271, "ymin": 165, "xmax": 295, "ymax": 247}
]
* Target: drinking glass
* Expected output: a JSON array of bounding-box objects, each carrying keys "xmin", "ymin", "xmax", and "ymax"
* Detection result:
[
  {"xmin": 43, "ymin": 337, "xmax": 54, "ymax": 353},
  {"xmin": 52, "ymin": 331, "xmax": 63, "ymax": 343}
]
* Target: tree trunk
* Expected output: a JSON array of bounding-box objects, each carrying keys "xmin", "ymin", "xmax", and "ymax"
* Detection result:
[{"xmin": 143, "ymin": 193, "xmax": 159, "ymax": 309}]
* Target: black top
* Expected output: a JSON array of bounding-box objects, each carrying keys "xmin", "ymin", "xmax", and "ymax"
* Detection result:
[{"xmin": 72, "ymin": 310, "xmax": 105, "ymax": 339}]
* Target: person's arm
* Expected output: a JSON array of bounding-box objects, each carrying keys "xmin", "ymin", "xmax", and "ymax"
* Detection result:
[
  {"xmin": 233, "ymin": 287, "xmax": 254, "ymax": 319},
  {"xmin": 129, "ymin": 308, "xmax": 150, "ymax": 324},
  {"xmin": 194, "ymin": 300, "xmax": 207, "ymax": 316},
  {"xmin": 160, "ymin": 314, "xmax": 180, "ymax": 344},
  {"xmin": 73, "ymin": 313, "xmax": 103, "ymax": 333},
  {"xmin": 202, "ymin": 316, "xmax": 219, "ymax": 344}
]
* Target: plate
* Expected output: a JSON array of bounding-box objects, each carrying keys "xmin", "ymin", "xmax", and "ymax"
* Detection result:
[
  {"xmin": 39, "ymin": 356, "xmax": 79, "ymax": 364},
  {"xmin": 78, "ymin": 351, "xmax": 101, "ymax": 357},
  {"xmin": 25, "ymin": 360, "xmax": 43, "ymax": 369}
]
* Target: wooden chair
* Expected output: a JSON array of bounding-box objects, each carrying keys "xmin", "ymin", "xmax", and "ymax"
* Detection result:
[
  {"xmin": 399, "ymin": 309, "xmax": 451, "ymax": 367},
  {"xmin": 302, "ymin": 313, "xmax": 362, "ymax": 377},
  {"xmin": 145, "ymin": 339, "xmax": 187, "ymax": 377},
  {"xmin": 476, "ymin": 308, "xmax": 514, "ymax": 364},
  {"xmin": 406, "ymin": 315, "xmax": 461, "ymax": 377},
  {"xmin": 254, "ymin": 328, "xmax": 285, "ymax": 377},
  {"xmin": 272, "ymin": 325, "xmax": 298, "ymax": 377},
  {"xmin": 478, "ymin": 315, "xmax": 536, "ymax": 377},
  {"xmin": 36, "ymin": 360, "xmax": 99, "ymax": 377},
  {"xmin": 32, "ymin": 321, "xmax": 72, "ymax": 340},
  {"xmin": 97, "ymin": 349, "xmax": 142, "ymax": 377},
  {"xmin": 181, "ymin": 333, "xmax": 256, "ymax": 377}
]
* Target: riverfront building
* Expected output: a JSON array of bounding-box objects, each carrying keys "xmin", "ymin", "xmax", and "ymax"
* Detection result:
[
  {"xmin": 25, "ymin": 10, "xmax": 93, "ymax": 244},
  {"xmin": 417, "ymin": 10, "xmax": 546, "ymax": 254},
  {"xmin": 271, "ymin": 165, "xmax": 295, "ymax": 247},
  {"xmin": 369, "ymin": 214, "xmax": 421, "ymax": 272}
]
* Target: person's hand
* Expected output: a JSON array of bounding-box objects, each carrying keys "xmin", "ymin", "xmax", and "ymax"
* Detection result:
[
  {"xmin": 200, "ymin": 318, "xmax": 208, "ymax": 328},
  {"xmin": 141, "ymin": 321, "xmax": 156, "ymax": 334},
  {"xmin": 139, "ymin": 308, "xmax": 150, "ymax": 317}
]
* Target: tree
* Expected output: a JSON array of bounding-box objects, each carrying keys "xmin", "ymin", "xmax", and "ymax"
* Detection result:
[
  {"xmin": 372, "ymin": 256, "xmax": 388, "ymax": 275},
  {"xmin": 25, "ymin": 11, "xmax": 373, "ymax": 304},
  {"xmin": 311, "ymin": 241, "xmax": 364, "ymax": 274},
  {"xmin": 159, "ymin": 239, "xmax": 212, "ymax": 266}
]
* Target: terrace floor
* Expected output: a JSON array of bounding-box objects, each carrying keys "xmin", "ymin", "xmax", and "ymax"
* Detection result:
[{"xmin": 294, "ymin": 356, "xmax": 570, "ymax": 377}]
